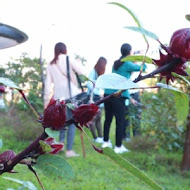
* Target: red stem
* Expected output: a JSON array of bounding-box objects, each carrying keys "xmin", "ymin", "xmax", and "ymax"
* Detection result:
[{"xmin": 0, "ymin": 131, "xmax": 48, "ymax": 174}]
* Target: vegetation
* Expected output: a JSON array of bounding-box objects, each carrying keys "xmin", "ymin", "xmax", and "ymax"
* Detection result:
[{"xmin": 0, "ymin": 111, "xmax": 190, "ymax": 190}]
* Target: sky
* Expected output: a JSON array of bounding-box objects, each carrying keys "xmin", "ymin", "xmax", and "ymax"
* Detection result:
[{"xmin": 0, "ymin": 0, "xmax": 190, "ymax": 73}]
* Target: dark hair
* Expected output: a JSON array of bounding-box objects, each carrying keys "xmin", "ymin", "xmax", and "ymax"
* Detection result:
[
  {"xmin": 50, "ymin": 42, "xmax": 67, "ymax": 64},
  {"xmin": 114, "ymin": 43, "xmax": 132, "ymax": 70},
  {"xmin": 94, "ymin": 57, "xmax": 107, "ymax": 76}
]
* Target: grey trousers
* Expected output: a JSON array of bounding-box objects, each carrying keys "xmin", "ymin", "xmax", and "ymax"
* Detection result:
[
  {"xmin": 59, "ymin": 107, "xmax": 76, "ymax": 150},
  {"xmin": 89, "ymin": 109, "xmax": 103, "ymax": 139}
]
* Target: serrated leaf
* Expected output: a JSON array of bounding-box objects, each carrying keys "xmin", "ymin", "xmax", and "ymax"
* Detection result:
[
  {"xmin": 0, "ymin": 77, "xmax": 22, "ymax": 90},
  {"xmin": 103, "ymin": 147, "xmax": 163, "ymax": 190},
  {"xmin": 157, "ymin": 83, "xmax": 189, "ymax": 124},
  {"xmin": 39, "ymin": 140, "xmax": 52, "ymax": 152},
  {"xmin": 96, "ymin": 73, "xmax": 139, "ymax": 90},
  {"xmin": 171, "ymin": 72, "xmax": 190, "ymax": 85},
  {"xmin": 121, "ymin": 55, "xmax": 153, "ymax": 64},
  {"xmin": 125, "ymin": 26, "xmax": 159, "ymax": 41},
  {"xmin": 45, "ymin": 128, "xmax": 60, "ymax": 138},
  {"xmin": 185, "ymin": 14, "xmax": 190, "ymax": 21},
  {"xmin": 34, "ymin": 154, "xmax": 74, "ymax": 179},
  {"xmin": 3, "ymin": 177, "xmax": 37, "ymax": 190}
]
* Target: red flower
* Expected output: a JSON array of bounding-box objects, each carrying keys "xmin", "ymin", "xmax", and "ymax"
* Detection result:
[
  {"xmin": 42, "ymin": 98, "xmax": 66, "ymax": 130},
  {"xmin": 73, "ymin": 103, "xmax": 99, "ymax": 127},
  {"xmin": 0, "ymin": 85, "xmax": 6, "ymax": 93},
  {"xmin": 154, "ymin": 28, "xmax": 190, "ymax": 83},
  {"xmin": 169, "ymin": 28, "xmax": 190, "ymax": 61}
]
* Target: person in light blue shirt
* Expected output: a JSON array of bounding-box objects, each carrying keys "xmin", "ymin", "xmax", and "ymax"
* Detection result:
[
  {"xmin": 102, "ymin": 43, "xmax": 147, "ymax": 154},
  {"xmin": 87, "ymin": 57, "xmax": 107, "ymax": 143}
]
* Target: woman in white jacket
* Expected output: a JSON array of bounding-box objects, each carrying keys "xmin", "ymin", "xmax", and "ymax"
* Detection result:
[{"xmin": 44, "ymin": 42, "xmax": 83, "ymax": 157}]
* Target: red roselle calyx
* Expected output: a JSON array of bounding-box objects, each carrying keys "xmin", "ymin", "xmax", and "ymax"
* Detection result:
[
  {"xmin": 0, "ymin": 85, "xmax": 6, "ymax": 93},
  {"xmin": 73, "ymin": 103, "xmax": 99, "ymax": 127},
  {"xmin": 0, "ymin": 150, "xmax": 16, "ymax": 169},
  {"xmin": 41, "ymin": 98, "xmax": 66, "ymax": 130},
  {"xmin": 154, "ymin": 28, "xmax": 190, "ymax": 83}
]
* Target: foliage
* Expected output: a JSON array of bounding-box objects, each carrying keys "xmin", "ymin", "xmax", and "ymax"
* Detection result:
[
  {"xmin": 0, "ymin": 53, "xmax": 44, "ymax": 112},
  {"xmin": 3, "ymin": 176, "xmax": 37, "ymax": 190},
  {"xmin": 0, "ymin": 110, "xmax": 43, "ymax": 141},
  {"xmin": 34, "ymin": 154, "xmax": 74, "ymax": 180},
  {"xmin": 0, "ymin": 128, "xmax": 190, "ymax": 190},
  {"xmin": 140, "ymin": 90, "xmax": 185, "ymax": 151}
]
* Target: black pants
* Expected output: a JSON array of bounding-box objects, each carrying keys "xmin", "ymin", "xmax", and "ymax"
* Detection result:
[{"xmin": 103, "ymin": 94, "xmax": 126, "ymax": 147}]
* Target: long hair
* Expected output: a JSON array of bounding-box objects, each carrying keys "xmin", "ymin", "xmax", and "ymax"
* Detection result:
[
  {"xmin": 50, "ymin": 42, "xmax": 67, "ymax": 64},
  {"xmin": 94, "ymin": 57, "xmax": 107, "ymax": 76},
  {"xmin": 114, "ymin": 43, "xmax": 132, "ymax": 70}
]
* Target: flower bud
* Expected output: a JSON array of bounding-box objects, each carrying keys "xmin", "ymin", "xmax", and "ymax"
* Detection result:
[
  {"xmin": 42, "ymin": 98, "xmax": 66, "ymax": 130},
  {"xmin": 73, "ymin": 103, "xmax": 99, "ymax": 126},
  {"xmin": 38, "ymin": 137, "xmax": 64, "ymax": 155},
  {"xmin": 0, "ymin": 150, "xmax": 16, "ymax": 164}
]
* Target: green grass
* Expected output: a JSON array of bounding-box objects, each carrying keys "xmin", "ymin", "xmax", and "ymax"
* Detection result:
[{"xmin": 0, "ymin": 112, "xmax": 190, "ymax": 190}]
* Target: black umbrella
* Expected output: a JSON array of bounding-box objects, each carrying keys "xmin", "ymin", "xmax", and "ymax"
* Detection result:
[{"xmin": 0, "ymin": 23, "xmax": 28, "ymax": 49}]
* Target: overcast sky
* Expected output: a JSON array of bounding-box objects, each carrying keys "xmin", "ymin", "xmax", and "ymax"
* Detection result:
[{"xmin": 0, "ymin": 0, "xmax": 189, "ymax": 73}]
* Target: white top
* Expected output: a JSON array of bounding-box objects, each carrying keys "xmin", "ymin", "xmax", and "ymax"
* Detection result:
[{"xmin": 44, "ymin": 54, "xmax": 83, "ymax": 108}]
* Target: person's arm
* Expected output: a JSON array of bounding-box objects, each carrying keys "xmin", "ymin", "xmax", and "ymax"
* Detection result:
[
  {"xmin": 125, "ymin": 61, "xmax": 147, "ymax": 72},
  {"xmin": 44, "ymin": 67, "xmax": 53, "ymax": 109},
  {"xmin": 86, "ymin": 69, "xmax": 96, "ymax": 91},
  {"xmin": 70, "ymin": 58, "xmax": 84, "ymax": 75}
]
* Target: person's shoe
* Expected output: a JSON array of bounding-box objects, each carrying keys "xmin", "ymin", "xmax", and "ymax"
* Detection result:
[
  {"xmin": 121, "ymin": 144, "xmax": 130, "ymax": 152},
  {"xmin": 102, "ymin": 140, "xmax": 113, "ymax": 148},
  {"xmin": 114, "ymin": 145, "xmax": 130, "ymax": 154},
  {"xmin": 94, "ymin": 137, "xmax": 104, "ymax": 143},
  {"xmin": 65, "ymin": 150, "xmax": 79, "ymax": 158}
]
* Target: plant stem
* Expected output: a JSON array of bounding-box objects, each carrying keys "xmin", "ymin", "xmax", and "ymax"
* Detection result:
[
  {"xmin": 0, "ymin": 131, "xmax": 48, "ymax": 174},
  {"xmin": 28, "ymin": 165, "xmax": 45, "ymax": 190},
  {"xmin": 18, "ymin": 90, "xmax": 41, "ymax": 119}
]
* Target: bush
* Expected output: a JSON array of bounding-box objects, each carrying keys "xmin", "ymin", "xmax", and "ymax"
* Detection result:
[
  {"xmin": 0, "ymin": 108, "xmax": 43, "ymax": 141},
  {"xmin": 140, "ymin": 90, "xmax": 185, "ymax": 151}
]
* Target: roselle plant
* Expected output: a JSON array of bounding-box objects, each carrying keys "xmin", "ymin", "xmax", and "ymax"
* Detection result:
[{"xmin": 0, "ymin": 2, "xmax": 190, "ymax": 190}]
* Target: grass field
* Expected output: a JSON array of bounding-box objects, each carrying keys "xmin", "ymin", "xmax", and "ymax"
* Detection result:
[{"xmin": 0, "ymin": 113, "xmax": 190, "ymax": 190}]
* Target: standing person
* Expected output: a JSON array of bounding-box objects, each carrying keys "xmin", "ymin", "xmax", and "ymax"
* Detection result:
[
  {"xmin": 102, "ymin": 43, "xmax": 147, "ymax": 154},
  {"xmin": 87, "ymin": 57, "xmax": 107, "ymax": 143},
  {"xmin": 123, "ymin": 50, "xmax": 145, "ymax": 142},
  {"xmin": 44, "ymin": 42, "xmax": 83, "ymax": 158}
]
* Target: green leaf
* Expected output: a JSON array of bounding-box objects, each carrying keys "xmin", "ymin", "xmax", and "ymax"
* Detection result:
[
  {"xmin": 96, "ymin": 73, "xmax": 139, "ymax": 90},
  {"xmin": 0, "ymin": 77, "xmax": 22, "ymax": 90},
  {"xmin": 157, "ymin": 83, "xmax": 189, "ymax": 124},
  {"xmin": 185, "ymin": 14, "xmax": 190, "ymax": 21},
  {"xmin": 45, "ymin": 128, "xmax": 60, "ymax": 138},
  {"xmin": 78, "ymin": 75, "xmax": 90, "ymax": 83},
  {"xmin": 125, "ymin": 26, "xmax": 159, "ymax": 41},
  {"xmin": 121, "ymin": 55, "xmax": 153, "ymax": 64},
  {"xmin": 171, "ymin": 72, "xmax": 190, "ymax": 85},
  {"xmin": 66, "ymin": 103, "xmax": 76, "ymax": 110},
  {"xmin": 109, "ymin": 2, "xmax": 148, "ymax": 43},
  {"xmin": 34, "ymin": 154, "xmax": 74, "ymax": 180},
  {"xmin": 103, "ymin": 147, "xmax": 163, "ymax": 190},
  {"xmin": 109, "ymin": 2, "xmax": 142, "ymax": 27},
  {"xmin": 39, "ymin": 140, "xmax": 52, "ymax": 152},
  {"xmin": 3, "ymin": 177, "xmax": 37, "ymax": 190}
]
